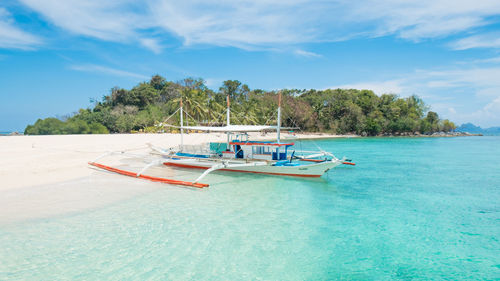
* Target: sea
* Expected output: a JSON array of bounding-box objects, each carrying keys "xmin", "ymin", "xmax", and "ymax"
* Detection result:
[{"xmin": 1, "ymin": 136, "xmax": 499, "ymax": 280}]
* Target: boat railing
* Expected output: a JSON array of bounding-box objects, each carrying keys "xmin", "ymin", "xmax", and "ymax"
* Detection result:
[
  {"xmin": 179, "ymin": 144, "xmax": 211, "ymax": 154},
  {"xmin": 292, "ymin": 150, "xmax": 323, "ymax": 154}
]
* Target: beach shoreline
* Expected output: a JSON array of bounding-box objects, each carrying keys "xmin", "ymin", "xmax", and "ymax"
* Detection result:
[
  {"xmin": 0, "ymin": 132, "xmax": 352, "ymax": 191},
  {"xmin": 1, "ymin": 131, "xmax": 482, "ymax": 191}
]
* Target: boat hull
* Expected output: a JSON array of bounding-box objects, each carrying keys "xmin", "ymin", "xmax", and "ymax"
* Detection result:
[{"xmin": 163, "ymin": 159, "xmax": 340, "ymax": 177}]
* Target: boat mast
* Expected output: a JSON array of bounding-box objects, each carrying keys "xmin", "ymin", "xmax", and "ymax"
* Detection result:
[
  {"xmin": 226, "ymin": 95, "xmax": 231, "ymax": 147},
  {"xmin": 277, "ymin": 91, "xmax": 281, "ymax": 144},
  {"xmin": 226, "ymin": 95, "xmax": 231, "ymax": 126},
  {"xmin": 180, "ymin": 98, "xmax": 184, "ymax": 151}
]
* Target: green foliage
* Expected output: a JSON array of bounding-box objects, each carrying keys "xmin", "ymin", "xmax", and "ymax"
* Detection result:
[
  {"xmin": 364, "ymin": 118, "xmax": 382, "ymax": 136},
  {"xmin": 150, "ymin": 75, "xmax": 166, "ymax": 90},
  {"xmin": 88, "ymin": 122, "xmax": 110, "ymax": 134},
  {"xmin": 440, "ymin": 119, "xmax": 456, "ymax": 132},
  {"xmin": 24, "ymin": 75, "xmax": 455, "ymax": 135},
  {"xmin": 24, "ymin": 118, "xmax": 65, "ymax": 135},
  {"xmin": 219, "ymin": 80, "xmax": 249, "ymax": 103},
  {"xmin": 24, "ymin": 117, "xmax": 109, "ymax": 135}
]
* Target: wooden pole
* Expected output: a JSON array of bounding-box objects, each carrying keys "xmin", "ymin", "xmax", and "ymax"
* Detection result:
[
  {"xmin": 180, "ymin": 98, "xmax": 184, "ymax": 151},
  {"xmin": 226, "ymin": 95, "xmax": 231, "ymax": 147},
  {"xmin": 277, "ymin": 91, "xmax": 281, "ymax": 144}
]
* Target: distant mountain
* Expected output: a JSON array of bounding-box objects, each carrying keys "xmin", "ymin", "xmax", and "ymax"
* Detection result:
[
  {"xmin": 456, "ymin": 123, "xmax": 500, "ymax": 135},
  {"xmin": 456, "ymin": 123, "xmax": 483, "ymax": 133}
]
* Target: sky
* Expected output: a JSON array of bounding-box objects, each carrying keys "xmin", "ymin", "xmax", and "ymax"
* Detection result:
[{"xmin": 1, "ymin": 0, "xmax": 500, "ymax": 131}]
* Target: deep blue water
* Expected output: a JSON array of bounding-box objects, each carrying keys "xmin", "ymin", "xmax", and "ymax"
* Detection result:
[{"xmin": 1, "ymin": 136, "xmax": 499, "ymax": 280}]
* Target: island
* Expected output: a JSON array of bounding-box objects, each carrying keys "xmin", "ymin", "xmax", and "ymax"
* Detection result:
[{"xmin": 24, "ymin": 75, "xmax": 457, "ymax": 136}]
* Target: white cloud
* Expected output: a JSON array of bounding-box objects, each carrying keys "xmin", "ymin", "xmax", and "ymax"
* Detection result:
[
  {"xmin": 0, "ymin": 7, "xmax": 41, "ymax": 50},
  {"xmin": 18, "ymin": 0, "xmax": 159, "ymax": 52},
  {"xmin": 17, "ymin": 0, "xmax": 500, "ymax": 51},
  {"xmin": 401, "ymin": 67, "xmax": 500, "ymax": 125},
  {"xmin": 420, "ymin": 67, "xmax": 500, "ymax": 96},
  {"xmin": 476, "ymin": 87, "xmax": 500, "ymax": 98},
  {"xmin": 139, "ymin": 38, "xmax": 162, "ymax": 54},
  {"xmin": 148, "ymin": 0, "xmax": 327, "ymax": 48},
  {"xmin": 294, "ymin": 49, "xmax": 322, "ymax": 58},
  {"xmin": 425, "ymin": 69, "xmax": 500, "ymax": 126},
  {"xmin": 70, "ymin": 64, "xmax": 149, "ymax": 80},
  {"xmin": 460, "ymin": 96, "xmax": 500, "ymax": 127},
  {"xmin": 484, "ymin": 96, "xmax": 500, "ymax": 112},
  {"xmin": 328, "ymin": 62, "xmax": 500, "ymax": 126},
  {"xmin": 450, "ymin": 33, "xmax": 500, "ymax": 50},
  {"xmin": 18, "ymin": 0, "xmax": 142, "ymax": 41},
  {"xmin": 472, "ymin": 56, "xmax": 500, "ymax": 64},
  {"xmin": 353, "ymin": 1, "xmax": 499, "ymax": 40},
  {"xmin": 148, "ymin": 0, "xmax": 500, "ymax": 46}
]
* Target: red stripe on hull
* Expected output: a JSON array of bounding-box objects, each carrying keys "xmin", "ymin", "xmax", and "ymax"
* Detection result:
[
  {"xmin": 300, "ymin": 159, "xmax": 325, "ymax": 162},
  {"xmin": 163, "ymin": 162, "xmax": 322, "ymax": 177}
]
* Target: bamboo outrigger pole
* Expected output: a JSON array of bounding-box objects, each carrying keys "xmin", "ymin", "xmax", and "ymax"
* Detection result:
[
  {"xmin": 89, "ymin": 161, "xmax": 208, "ymax": 188},
  {"xmin": 180, "ymin": 98, "xmax": 184, "ymax": 151}
]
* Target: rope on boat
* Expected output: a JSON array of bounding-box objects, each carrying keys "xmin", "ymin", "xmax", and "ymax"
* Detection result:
[
  {"xmin": 158, "ymin": 107, "xmax": 181, "ymax": 129},
  {"xmin": 281, "ymin": 109, "xmax": 357, "ymax": 165}
]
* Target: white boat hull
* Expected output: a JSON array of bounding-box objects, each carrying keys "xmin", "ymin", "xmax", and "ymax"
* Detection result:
[{"xmin": 163, "ymin": 159, "xmax": 341, "ymax": 177}]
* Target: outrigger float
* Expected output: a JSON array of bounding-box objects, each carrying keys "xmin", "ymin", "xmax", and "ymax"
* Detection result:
[{"xmin": 89, "ymin": 93, "xmax": 355, "ymax": 188}]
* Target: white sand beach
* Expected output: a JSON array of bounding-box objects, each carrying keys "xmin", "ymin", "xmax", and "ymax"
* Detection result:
[
  {"xmin": 0, "ymin": 132, "xmax": 352, "ymax": 223},
  {"xmin": 0, "ymin": 132, "xmax": 349, "ymax": 191}
]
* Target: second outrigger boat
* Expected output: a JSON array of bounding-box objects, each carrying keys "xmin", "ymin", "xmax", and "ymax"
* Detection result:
[{"xmin": 89, "ymin": 93, "xmax": 354, "ymax": 188}]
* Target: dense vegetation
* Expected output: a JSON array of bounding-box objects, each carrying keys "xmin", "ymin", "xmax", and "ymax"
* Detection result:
[{"xmin": 24, "ymin": 75, "xmax": 456, "ymax": 136}]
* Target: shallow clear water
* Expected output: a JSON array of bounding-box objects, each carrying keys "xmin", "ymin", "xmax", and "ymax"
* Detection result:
[{"xmin": 1, "ymin": 136, "xmax": 499, "ymax": 280}]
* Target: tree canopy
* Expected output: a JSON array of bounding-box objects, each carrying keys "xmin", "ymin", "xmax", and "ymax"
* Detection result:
[{"xmin": 24, "ymin": 75, "xmax": 456, "ymax": 135}]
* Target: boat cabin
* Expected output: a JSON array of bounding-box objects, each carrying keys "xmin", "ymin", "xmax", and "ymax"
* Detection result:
[{"xmin": 221, "ymin": 133, "xmax": 294, "ymax": 161}]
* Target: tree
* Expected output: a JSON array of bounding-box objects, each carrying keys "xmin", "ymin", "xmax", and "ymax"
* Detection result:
[
  {"xmin": 179, "ymin": 77, "xmax": 207, "ymax": 91},
  {"xmin": 355, "ymin": 90, "xmax": 378, "ymax": 115},
  {"xmin": 129, "ymin": 83, "xmax": 159, "ymax": 108},
  {"xmin": 364, "ymin": 118, "xmax": 382, "ymax": 136},
  {"xmin": 63, "ymin": 119, "xmax": 90, "ymax": 134},
  {"xmin": 110, "ymin": 87, "xmax": 132, "ymax": 106},
  {"xmin": 419, "ymin": 119, "xmax": 432, "ymax": 134},
  {"xmin": 426, "ymin": 111, "xmax": 439, "ymax": 131},
  {"xmin": 441, "ymin": 119, "xmax": 456, "ymax": 132},
  {"xmin": 23, "ymin": 76, "xmax": 456, "ymax": 135},
  {"xmin": 426, "ymin": 111, "xmax": 439, "ymax": 124},
  {"xmin": 159, "ymin": 82, "xmax": 181, "ymax": 103},
  {"xmin": 24, "ymin": 118, "xmax": 65, "ymax": 135},
  {"xmin": 150, "ymin": 75, "xmax": 166, "ymax": 90},
  {"xmin": 219, "ymin": 80, "xmax": 249, "ymax": 102},
  {"xmin": 88, "ymin": 122, "xmax": 109, "ymax": 134}
]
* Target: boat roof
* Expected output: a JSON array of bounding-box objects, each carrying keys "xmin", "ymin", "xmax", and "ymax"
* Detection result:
[
  {"xmin": 229, "ymin": 141, "xmax": 294, "ymax": 147},
  {"xmin": 179, "ymin": 125, "xmax": 285, "ymax": 132}
]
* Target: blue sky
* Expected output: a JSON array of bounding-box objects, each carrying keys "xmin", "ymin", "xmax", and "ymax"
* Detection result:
[{"xmin": 1, "ymin": 0, "xmax": 500, "ymax": 131}]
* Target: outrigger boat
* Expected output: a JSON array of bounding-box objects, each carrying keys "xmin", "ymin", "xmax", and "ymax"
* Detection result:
[{"xmin": 89, "ymin": 93, "xmax": 354, "ymax": 188}]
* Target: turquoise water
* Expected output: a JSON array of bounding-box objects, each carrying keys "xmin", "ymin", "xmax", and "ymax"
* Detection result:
[{"xmin": 1, "ymin": 136, "xmax": 499, "ymax": 280}]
